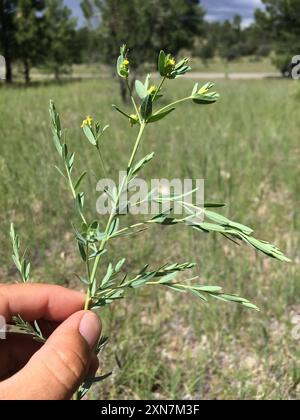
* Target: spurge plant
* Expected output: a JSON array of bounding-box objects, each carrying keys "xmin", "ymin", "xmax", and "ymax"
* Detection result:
[{"xmin": 10, "ymin": 45, "xmax": 290, "ymax": 399}]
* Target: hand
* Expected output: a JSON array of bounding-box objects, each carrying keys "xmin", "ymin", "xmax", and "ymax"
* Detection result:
[{"xmin": 0, "ymin": 284, "xmax": 101, "ymax": 400}]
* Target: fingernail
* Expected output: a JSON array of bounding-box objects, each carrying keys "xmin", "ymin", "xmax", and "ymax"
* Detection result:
[{"xmin": 79, "ymin": 312, "xmax": 101, "ymax": 350}]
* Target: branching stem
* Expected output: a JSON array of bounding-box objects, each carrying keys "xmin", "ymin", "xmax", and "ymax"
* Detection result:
[{"xmin": 85, "ymin": 123, "xmax": 147, "ymax": 311}]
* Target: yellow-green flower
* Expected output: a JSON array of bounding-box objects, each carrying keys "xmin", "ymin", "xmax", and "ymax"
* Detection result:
[
  {"xmin": 120, "ymin": 59, "xmax": 129, "ymax": 72},
  {"xmin": 168, "ymin": 58, "xmax": 176, "ymax": 66},
  {"xmin": 165, "ymin": 55, "xmax": 176, "ymax": 72},
  {"xmin": 148, "ymin": 85, "xmax": 157, "ymax": 95},
  {"xmin": 81, "ymin": 115, "xmax": 93, "ymax": 128},
  {"xmin": 129, "ymin": 114, "xmax": 139, "ymax": 126},
  {"xmin": 159, "ymin": 50, "xmax": 191, "ymax": 79},
  {"xmin": 198, "ymin": 85, "xmax": 210, "ymax": 95}
]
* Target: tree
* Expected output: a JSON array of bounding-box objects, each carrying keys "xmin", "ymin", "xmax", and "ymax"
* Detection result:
[
  {"xmin": 14, "ymin": 0, "xmax": 45, "ymax": 84},
  {"xmin": 0, "ymin": 0, "xmax": 17, "ymax": 83},
  {"xmin": 219, "ymin": 15, "xmax": 246, "ymax": 62},
  {"xmin": 94, "ymin": 0, "xmax": 204, "ymax": 100},
  {"xmin": 194, "ymin": 21, "xmax": 219, "ymax": 63},
  {"xmin": 255, "ymin": 0, "xmax": 300, "ymax": 75},
  {"xmin": 43, "ymin": 0, "xmax": 77, "ymax": 80},
  {"xmin": 79, "ymin": 0, "xmax": 99, "ymax": 63}
]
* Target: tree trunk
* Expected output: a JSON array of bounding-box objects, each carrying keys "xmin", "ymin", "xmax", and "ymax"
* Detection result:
[
  {"xmin": 1, "ymin": 3, "xmax": 13, "ymax": 84},
  {"xmin": 54, "ymin": 68, "xmax": 60, "ymax": 81},
  {"xmin": 24, "ymin": 59, "xmax": 30, "ymax": 84},
  {"xmin": 5, "ymin": 55, "xmax": 12, "ymax": 83}
]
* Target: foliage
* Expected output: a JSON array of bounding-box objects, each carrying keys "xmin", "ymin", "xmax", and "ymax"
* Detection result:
[
  {"xmin": 14, "ymin": 0, "xmax": 45, "ymax": 83},
  {"xmin": 42, "ymin": 0, "xmax": 77, "ymax": 80},
  {"xmin": 195, "ymin": 15, "xmax": 271, "ymax": 64},
  {"xmin": 255, "ymin": 0, "xmax": 300, "ymax": 75},
  {"xmin": 96, "ymin": 0, "xmax": 204, "ymax": 66}
]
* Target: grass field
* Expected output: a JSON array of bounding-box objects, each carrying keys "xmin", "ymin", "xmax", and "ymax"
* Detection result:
[{"xmin": 0, "ymin": 76, "xmax": 299, "ymax": 399}]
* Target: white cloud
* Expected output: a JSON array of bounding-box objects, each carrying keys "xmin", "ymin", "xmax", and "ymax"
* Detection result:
[{"xmin": 202, "ymin": 0, "xmax": 263, "ymax": 23}]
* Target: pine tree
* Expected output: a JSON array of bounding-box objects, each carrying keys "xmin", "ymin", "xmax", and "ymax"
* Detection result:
[
  {"xmin": 15, "ymin": 0, "xmax": 45, "ymax": 84},
  {"xmin": 43, "ymin": 0, "xmax": 77, "ymax": 80}
]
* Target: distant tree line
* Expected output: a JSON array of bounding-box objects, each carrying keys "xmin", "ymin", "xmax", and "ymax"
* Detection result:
[
  {"xmin": 0, "ymin": 0, "xmax": 79, "ymax": 83},
  {"xmin": 0, "ymin": 0, "xmax": 299, "ymax": 84}
]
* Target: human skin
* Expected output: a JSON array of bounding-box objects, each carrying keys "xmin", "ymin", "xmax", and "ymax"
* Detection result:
[{"xmin": 0, "ymin": 284, "xmax": 101, "ymax": 400}]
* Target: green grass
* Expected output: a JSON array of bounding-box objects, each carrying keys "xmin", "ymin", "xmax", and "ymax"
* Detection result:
[{"xmin": 0, "ymin": 76, "xmax": 299, "ymax": 400}]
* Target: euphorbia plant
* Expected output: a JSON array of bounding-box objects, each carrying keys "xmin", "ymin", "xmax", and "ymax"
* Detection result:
[{"xmin": 10, "ymin": 46, "xmax": 290, "ymax": 399}]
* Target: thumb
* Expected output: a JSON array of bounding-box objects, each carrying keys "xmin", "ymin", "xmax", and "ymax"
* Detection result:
[{"xmin": 0, "ymin": 311, "xmax": 101, "ymax": 400}]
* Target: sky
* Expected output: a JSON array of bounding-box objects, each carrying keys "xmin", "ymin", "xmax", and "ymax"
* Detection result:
[
  {"xmin": 65, "ymin": 0, "xmax": 263, "ymax": 27},
  {"xmin": 202, "ymin": 0, "xmax": 263, "ymax": 27}
]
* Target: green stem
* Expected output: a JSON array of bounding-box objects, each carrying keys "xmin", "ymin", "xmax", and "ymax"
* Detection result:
[
  {"xmin": 84, "ymin": 123, "xmax": 147, "ymax": 311},
  {"xmin": 97, "ymin": 146, "xmax": 107, "ymax": 179},
  {"xmin": 127, "ymin": 123, "xmax": 146, "ymax": 170},
  {"xmin": 66, "ymin": 166, "xmax": 76, "ymax": 199},
  {"xmin": 110, "ymin": 220, "xmax": 154, "ymax": 238},
  {"xmin": 152, "ymin": 76, "xmax": 166, "ymax": 103},
  {"xmin": 126, "ymin": 78, "xmax": 141, "ymax": 123},
  {"xmin": 65, "ymin": 164, "xmax": 89, "ymax": 225},
  {"xmin": 96, "ymin": 276, "xmax": 199, "ymax": 299},
  {"xmin": 155, "ymin": 96, "xmax": 191, "ymax": 115},
  {"xmin": 85, "ymin": 243, "xmax": 92, "ymax": 309}
]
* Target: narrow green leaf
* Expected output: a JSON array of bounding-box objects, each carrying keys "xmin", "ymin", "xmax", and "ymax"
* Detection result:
[
  {"xmin": 148, "ymin": 108, "xmax": 175, "ymax": 123},
  {"xmin": 193, "ymin": 285, "xmax": 222, "ymax": 293},
  {"xmin": 189, "ymin": 288, "xmax": 208, "ymax": 302},
  {"xmin": 78, "ymin": 242, "xmax": 87, "ymax": 262},
  {"xmin": 131, "ymin": 152, "xmax": 155, "ymax": 176},
  {"xmin": 74, "ymin": 172, "xmax": 87, "ymax": 192},
  {"xmin": 83, "ymin": 125, "xmax": 97, "ymax": 146},
  {"xmin": 135, "ymin": 80, "xmax": 148, "ymax": 99},
  {"xmin": 158, "ymin": 50, "xmax": 166, "ymax": 76},
  {"xmin": 54, "ymin": 165, "xmax": 67, "ymax": 180},
  {"xmin": 242, "ymin": 302, "xmax": 260, "ymax": 311},
  {"xmin": 141, "ymin": 95, "xmax": 153, "ymax": 121},
  {"xmin": 112, "ymin": 104, "xmax": 131, "ymax": 119},
  {"xmin": 115, "ymin": 258, "xmax": 126, "ymax": 272},
  {"xmin": 204, "ymin": 202, "xmax": 225, "ymax": 208}
]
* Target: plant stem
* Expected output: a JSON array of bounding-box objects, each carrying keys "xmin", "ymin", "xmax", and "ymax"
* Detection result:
[
  {"xmin": 65, "ymin": 164, "xmax": 89, "ymax": 226},
  {"xmin": 97, "ymin": 146, "xmax": 107, "ymax": 178},
  {"xmin": 110, "ymin": 220, "xmax": 154, "ymax": 238},
  {"xmin": 155, "ymin": 96, "xmax": 191, "ymax": 115},
  {"xmin": 66, "ymin": 165, "xmax": 76, "ymax": 199},
  {"xmin": 85, "ymin": 244, "xmax": 92, "ymax": 310},
  {"xmin": 127, "ymin": 123, "xmax": 146, "ymax": 170},
  {"xmin": 152, "ymin": 76, "xmax": 166, "ymax": 103},
  {"xmin": 84, "ymin": 123, "xmax": 147, "ymax": 311},
  {"xmin": 126, "ymin": 78, "xmax": 141, "ymax": 122}
]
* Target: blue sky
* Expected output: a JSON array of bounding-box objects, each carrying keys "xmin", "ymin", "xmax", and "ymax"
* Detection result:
[
  {"xmin": 202, "ymin": 0, "xmax": 263, "ymax": 26},
  {"xmin": 65, "ymin": 0, "xmax": 263, "ymax": 27}
]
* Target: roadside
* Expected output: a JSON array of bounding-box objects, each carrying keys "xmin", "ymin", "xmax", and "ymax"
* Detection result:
[
  {"xmin": 185, "ymin": 72, "xmax": 281, "ymax": 80},
  {"xmin": 28, "ymin": 71, "xmax": 282, "ymax": 82}
]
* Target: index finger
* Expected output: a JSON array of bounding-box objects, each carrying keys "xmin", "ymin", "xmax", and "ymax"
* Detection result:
[{"xmin": 0, "ymin": 284, "xmax": 84, "ymax": 323}]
